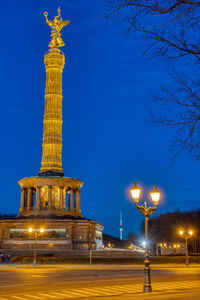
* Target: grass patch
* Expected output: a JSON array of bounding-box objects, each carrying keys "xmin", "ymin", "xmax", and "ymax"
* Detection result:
[{"xmin": 10, "ymin": 255, "xmax": 200, "ymax": 264}]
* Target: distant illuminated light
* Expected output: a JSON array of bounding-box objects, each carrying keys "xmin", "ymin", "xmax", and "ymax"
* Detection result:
[{"xmin": 142, "ymin": 241, "xmax": 146, "ymax": 247}]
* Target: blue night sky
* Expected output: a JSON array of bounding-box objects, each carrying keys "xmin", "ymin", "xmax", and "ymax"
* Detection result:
[{"xmin": 1, "ymin": 0, "xmax": 200, "ymax": 239}]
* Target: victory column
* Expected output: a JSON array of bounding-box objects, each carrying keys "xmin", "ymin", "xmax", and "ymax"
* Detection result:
[{"xmin": 0, "ymin": 8, "xmax": 103, "ymax": 252}]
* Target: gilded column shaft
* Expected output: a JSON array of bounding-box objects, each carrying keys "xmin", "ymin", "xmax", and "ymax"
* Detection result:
[{"xmin": 40, "ymin": 48, "xmax": 65, "ymax": 176}]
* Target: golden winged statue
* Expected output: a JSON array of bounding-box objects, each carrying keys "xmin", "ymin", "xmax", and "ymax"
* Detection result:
[{"xmin": 44, "ymin": 7, "xmax": 70, "ymax": 48}]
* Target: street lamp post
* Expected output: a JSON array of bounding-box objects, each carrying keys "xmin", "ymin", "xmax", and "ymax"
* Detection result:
[
  {"xmin": 28, "ymin": 228, "xmax": 44, "ymax": 267},
  {"xmin": 179, "ymin": 230, "xmax": 193, "ymax": 265},
  {"xmin": 130, "ymin": 182, "xmax": 161, "ymax": 293}
]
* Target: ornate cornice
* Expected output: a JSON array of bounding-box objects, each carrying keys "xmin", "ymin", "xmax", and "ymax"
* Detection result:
[{"xmin": 18, "ymin": 177, "xmax": 83, "ymax": 189}]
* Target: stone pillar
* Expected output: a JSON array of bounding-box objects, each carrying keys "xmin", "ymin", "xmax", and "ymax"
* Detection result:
[
  {"xmin": 78, "ymin": 189, "xmax": 81, "ymax": 215},
  {"xmin": 24, "ymin": 189, "xmax": 28, "ymax": 211},
  {"xmin": 60, "ymin": 187, "xmax": 64, "ymax": 211},
  {"xmin": 63, "ymin": 188, "xmax": 66, "ymax": 211},
  {"xmin": 27, "ymin": 187, "xmax": 32, "ymax": 211},
  {"xmin": 48, "ymin": 186, "xmax": 52, "ymax": 210},
  {"xmin": 75, "ymin": 189, "xmax": 81, "ymax": 215},
  {"xmin": 20, "ymin": 188, "xmax": 25, "ymax": 213},
  {"xmin": 36, "ymin": 187, "xmax": 40, "ymax": 211},
  {"xmin": 68, "ymin": 190, "xmax": 73, "ymax": 213},
  {"xmin": 30, "ymin": 188, "xmax": 33, "ymax": 210}
]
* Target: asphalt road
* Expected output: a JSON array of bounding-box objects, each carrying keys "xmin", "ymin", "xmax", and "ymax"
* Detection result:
[{"xmin": 0, "ymin": 264, "xmax": 199, "ymax": 299}]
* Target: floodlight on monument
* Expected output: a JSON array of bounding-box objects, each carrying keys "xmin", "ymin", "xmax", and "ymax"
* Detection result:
[
  {"xmin": 189, "ymin": 230, "xmax": 193, "ymax": 236},
  {"xmin": 179, "ymin": 230, "xmax": 184, "ymax": 235},
  {"xmin": 150, "ymin": 186, "xmax": 160, "ymax": 205},
  {"xmin": 107, "ymin": 243, "xmax": 112, "ymax": 248},
  {"xmin": 128, "ymin": 244, "xmax": 133, "ymax": 251},
  {"xmin": 40, "ymin": 228, "xmax": 44, "ymax": 233},
  {"xmin": 130, "ymin": 182, "xmax": 141, "ymax": 203},
  {"xmin": 28, "ymin": 228, "xmax": 33, "ymax": 233}
]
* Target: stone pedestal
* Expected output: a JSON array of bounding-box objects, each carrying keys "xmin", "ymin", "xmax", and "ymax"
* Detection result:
[{"xmin": 0, "ymin": 218, "xmax": 103, "ymax": 252}]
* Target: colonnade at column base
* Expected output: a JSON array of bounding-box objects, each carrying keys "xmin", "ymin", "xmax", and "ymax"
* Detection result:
[{"xmin": 18, "ymin": 176, "xmax": 83, "ymax": 217}]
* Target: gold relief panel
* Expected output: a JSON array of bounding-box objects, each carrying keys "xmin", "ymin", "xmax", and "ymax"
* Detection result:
[
  {"xmin": 40, "ymin": 186, "xmax": 48, "ymax": 209},
  {"xmin": 53, "ymin": 186, "xmax": 60, "ymax": 208}
]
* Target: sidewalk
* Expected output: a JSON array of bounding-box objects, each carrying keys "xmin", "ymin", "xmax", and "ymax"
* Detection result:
[{"xmin": 0, "ymin": 263, "xmax": 200, "ymax": 269}]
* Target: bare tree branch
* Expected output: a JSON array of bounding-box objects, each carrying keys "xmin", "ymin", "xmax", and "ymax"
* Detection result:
[
  {"xmin": 107, "ymin": 0, "xmax": 200, "ymax": 159},
  {"xmin": 152, "ymin": 74, "xmax": 200, "ymax": 159},
  {"xmin": 107, "ymin": 0, "xmax": 200, "ymax": 61}
]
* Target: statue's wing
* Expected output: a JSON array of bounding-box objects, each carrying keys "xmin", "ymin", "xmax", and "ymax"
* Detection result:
[{"xmin": 60, "ymin": 20, "xmax": 70, "ymax": 29}]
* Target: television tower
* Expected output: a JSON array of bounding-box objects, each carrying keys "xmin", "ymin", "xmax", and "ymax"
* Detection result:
[{"xmin": 120, "ymin": 211, "xmax": 123, "ymax": 240}]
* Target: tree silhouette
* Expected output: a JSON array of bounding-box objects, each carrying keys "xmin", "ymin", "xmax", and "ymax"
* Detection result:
[{"xmin": 139, "ymin": 210, "xmax": 200, "ymax": 252}]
